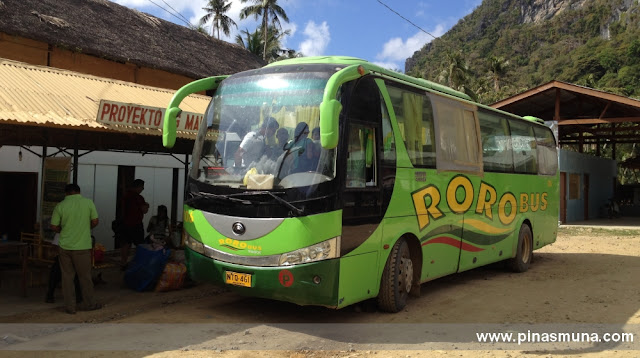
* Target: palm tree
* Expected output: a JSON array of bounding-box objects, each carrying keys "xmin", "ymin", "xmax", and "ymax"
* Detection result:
[
  {"xmin": 190, "ymin": 23, "xmax": 208, "ymax": 35},
  {"xmin": 235, "ymin": 25, "xmax": 294, "ymax": 63},
  {"xmin": 487, "ymin": 56, "xmax": 510, "ymax": 91},
  {"xmin": 199, "ymin": 0, "xmax": 237, "ymax": 40},
  {"xmin": 438, "ymin": 50, "xmax": 477, "ymax": 101},
  {"xmin": 240, "ymin": 0, "xmax": 290, "ymax": 61},
  {"xmin": 439, "ymin": 50, "xmax": 469, "ymax": 89},
  {"xmin": 235, "ymin": 28, "xmax": 263, "ymax": 57}
]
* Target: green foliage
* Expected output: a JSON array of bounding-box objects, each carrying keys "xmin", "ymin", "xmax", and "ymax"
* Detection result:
[
  {"xmin": 200, "ymin": 0, "xmax": 237, "ymax": 39},
  {"xmin": 407, "ymin": 0, "xmax": 640, "ymax": 104},
  {"xmin": 235, "ymin": 25, "xmax": 299, "ymax": 63},
  {"xmin": 240, "ymin": 0, "xmax": 290, "ymax": 61}
]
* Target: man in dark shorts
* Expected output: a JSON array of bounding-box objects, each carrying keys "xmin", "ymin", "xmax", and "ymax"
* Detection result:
[{"xmin": 119, "ymin": 179, "xmax": 148, "ymax": 268}]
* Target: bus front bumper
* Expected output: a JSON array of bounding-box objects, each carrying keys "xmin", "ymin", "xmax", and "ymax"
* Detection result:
[{"xmin": 185, "ymin": 247, "xmax": 341, "ymax": 308}]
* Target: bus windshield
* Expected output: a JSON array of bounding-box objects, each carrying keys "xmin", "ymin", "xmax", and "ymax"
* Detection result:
[{"xmin": 190, "ymin": 69, "xmax": 336, "ymax": 190}]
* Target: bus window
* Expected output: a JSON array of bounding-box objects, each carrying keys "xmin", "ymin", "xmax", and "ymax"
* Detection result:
[
  {"xmin": 430, "ymin": 94, "xmax": 482, "ymax": 173},
  {"xmin": 478, "ymin": 110, "xmax": 514, "ymax": 173},
  {"xmin": 386, "ymin": 84, "xmax": 435, "ymax": 168},
  {"xmin": 381, "ymin": 99, "xmax": 396, "ymax": 166},
  {"xmin": 346, "ymin": 124, "xmax": 376, "ymax": 188},
  {"xmin": 534, "ymin": 126, "xmax": 558, "ymax": 175},
  {"xmin": 347, "ymin": 77, "xmax": 382, "ymax": 124},
  {"xmin": 510, "ymin": 119, "xmax": 538, "ymax": 174}
]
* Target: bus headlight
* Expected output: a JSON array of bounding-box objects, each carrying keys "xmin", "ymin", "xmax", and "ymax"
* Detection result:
[
  {"xmin": 278, "ymin": 236, "xmax": 340, "ymax": 266},
  {"xmin": 185, "ymin": 235, "xmax": 205, "ymax": 255}
]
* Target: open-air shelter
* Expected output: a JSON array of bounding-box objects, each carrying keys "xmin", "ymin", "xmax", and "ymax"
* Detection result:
[
  {"xmin": 492, "ymin": 80, "xmax": 640, "ymax": 221},
  {"xmin": 0, "ymin": 59, "xmax": 209, "ymax": 247}
]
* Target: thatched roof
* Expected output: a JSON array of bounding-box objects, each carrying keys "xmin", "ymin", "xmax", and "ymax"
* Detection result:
[{"xmin": 0, "ymin": 0, "xmax": 265, "ymax": 79}]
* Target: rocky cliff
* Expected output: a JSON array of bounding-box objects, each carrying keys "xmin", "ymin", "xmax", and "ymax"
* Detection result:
[{"xmin": 405, "ymin": 0, "xmax": 639, "ymax": 73}]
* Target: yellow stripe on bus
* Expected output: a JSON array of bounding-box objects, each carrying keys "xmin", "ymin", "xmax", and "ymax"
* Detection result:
[{"xmin": 462, "ymin": 219, "xmax": 513, "ymax": 234}]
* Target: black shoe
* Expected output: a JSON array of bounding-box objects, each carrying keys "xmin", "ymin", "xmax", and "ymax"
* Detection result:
[
  {"xmin": 45, "ymin": 297, "xmax": 54, "ymax": 303},
  {"xmin": 65, "ymin": 308, "xmax": 76, "ymax": 315}
]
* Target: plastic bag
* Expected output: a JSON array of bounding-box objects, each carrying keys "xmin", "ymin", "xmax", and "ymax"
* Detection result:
[
  {"xmin": 124, "ymin": 244, "xmax": 171, "ymax": 291},
  {"xmin": 92, "ymin": 243, "xmax": 106, "ymax": 263},
  {"xmin": 155, "ymin": 262, "xmax": 187, "ymax": 292}
]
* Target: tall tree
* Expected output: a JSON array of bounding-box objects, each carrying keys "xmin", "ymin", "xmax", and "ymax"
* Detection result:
[
  {"xmin": 235, "ymin": 28, "xmax": 263, "ymax": 57},
  {"xmin": 240, "ymin": 0, "xmax": 290, "ymax": 61},
  {"xmin": 487, "ymin": 56, "xmax": 510, "ymax": 91},
  {"xmin": 200, "ymin": 0, "xmax": 237, "ymax": 40},
  {"xmin": 437, "ymin": 50, "xmax": 477, "ymax": 101},
  {"xmin": 235, "ymin": 25, "xmax": 295, "ymax": 63}
]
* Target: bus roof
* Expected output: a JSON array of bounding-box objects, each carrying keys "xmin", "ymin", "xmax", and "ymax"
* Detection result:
[{"xmin": 265, "ymin": 56, "xmax": 472, "ymax": 101}]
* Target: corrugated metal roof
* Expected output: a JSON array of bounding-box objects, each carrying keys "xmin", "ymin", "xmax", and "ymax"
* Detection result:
[{"xmin": 0, "ymin": 58, "xmax": 210, "ymax": 138}]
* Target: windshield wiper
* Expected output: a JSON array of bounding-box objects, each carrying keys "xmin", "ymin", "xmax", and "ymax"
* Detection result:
[
  {"xmin": 229, "ymin": 191, "xmax": 305, "ymax": 216},
  {"xmin": 185, "ymin": 191, "xmax": 252, "ymax": 205}
]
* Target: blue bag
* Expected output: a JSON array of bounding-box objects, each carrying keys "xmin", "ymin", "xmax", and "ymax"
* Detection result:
[{"xmin": 124, "ymin": 244, "xmax": 171, "ymax": 291}]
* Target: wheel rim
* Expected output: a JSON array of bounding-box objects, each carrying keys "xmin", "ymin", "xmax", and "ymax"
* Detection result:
[
  {"xmin": 400, "ymin": 256, "xmax": 413, "ymax": 293},
  {"xmin": 522, "ymin": 230, "xmax": 532, "ymax": 263}
]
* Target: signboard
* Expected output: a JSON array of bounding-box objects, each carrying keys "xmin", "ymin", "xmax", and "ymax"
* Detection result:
[
  {"xmin": 41, "ymin": 157, "xmax": 71, "ymax": 241},
  {"xmin": 96, "ymin": 100, "xmax": 205, "ymax": 133}
]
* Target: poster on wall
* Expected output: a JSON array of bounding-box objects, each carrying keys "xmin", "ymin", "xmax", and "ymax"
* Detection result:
[{"xmin": 41, "ymin": 157, "xmax": 71, "ymax": 241}]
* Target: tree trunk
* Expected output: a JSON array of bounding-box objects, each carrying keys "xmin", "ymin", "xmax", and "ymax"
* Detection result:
[{"xmin": 262, "ymin": 16, "xmax": 268, "ymax": 61}]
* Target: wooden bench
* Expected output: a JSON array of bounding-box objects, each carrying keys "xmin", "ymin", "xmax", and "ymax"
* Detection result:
[{"xmin": 20, "ymin": 232, "xmax": 56, "ymax": 265}]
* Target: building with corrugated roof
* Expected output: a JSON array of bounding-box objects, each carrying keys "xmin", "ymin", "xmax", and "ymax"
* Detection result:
[{"xmin": 0, "ymin": 0, "xmax": 263, "ymax": 248}]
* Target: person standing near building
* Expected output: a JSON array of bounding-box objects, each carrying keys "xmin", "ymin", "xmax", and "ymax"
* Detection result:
[
  {"xmin": 120, "ymin": 179, "xmax": 149, "ymax": 268},
  {"xmin": 50, "ymin": 183, "xmax": 101, "ymax": 314}
]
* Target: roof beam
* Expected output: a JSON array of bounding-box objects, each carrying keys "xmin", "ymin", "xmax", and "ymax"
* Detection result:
[{"xmin": 557, "ymin": 117, "xmax": 640, "ymax": 125}]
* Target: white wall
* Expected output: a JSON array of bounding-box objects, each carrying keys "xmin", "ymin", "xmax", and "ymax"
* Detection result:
[{"xmin": 0, "ymin": 145, "xmax": 188, "ymax": 250}]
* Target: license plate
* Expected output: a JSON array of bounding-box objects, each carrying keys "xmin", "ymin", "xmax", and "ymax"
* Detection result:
[{"xmin": 225, "ymin": 271, "xmax": 252, "ymax": 287}]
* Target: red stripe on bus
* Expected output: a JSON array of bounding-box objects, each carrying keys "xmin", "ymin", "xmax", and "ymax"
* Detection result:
[{"xmin": 422, "ymin": 236, "xmax": 484, "ymax": 252}]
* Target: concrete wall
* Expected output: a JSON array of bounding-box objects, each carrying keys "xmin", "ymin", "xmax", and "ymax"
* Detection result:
[
  {"xmin": 0, "ymin": 145, "xmax": 187, "ymax": 250},
  {"xmin": 559, "ymin": 149, "xmax": 617, "ymax": 222}
]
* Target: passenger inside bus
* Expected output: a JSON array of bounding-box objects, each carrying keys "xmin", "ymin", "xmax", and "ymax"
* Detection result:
[
  {"xmin": 287, "ymin": 122, "xmax": 316, "ymax": 173},
  {"xmin": 234, "ymin": 117, "xmax": 279, "ymax": 168}
]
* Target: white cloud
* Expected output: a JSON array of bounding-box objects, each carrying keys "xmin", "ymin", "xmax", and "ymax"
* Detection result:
[
  {"xmin": 376, "ymin": 24, "xmax": 445, "ymax": 62},
  {"xmin": 298, "ymin": 21, "xmax": 330, "ymax": 57},
  {"xmin": 372, "ymin": 62, "xmax": 403, "ymax": 72},
  {"xmin": 280, "ymin": 22, "xmax": 298, "ymax": 49}
]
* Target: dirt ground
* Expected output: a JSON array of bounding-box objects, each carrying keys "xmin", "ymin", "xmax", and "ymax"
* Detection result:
[{"xmin": 1, "ymin": 223, "xmax": 640, "ymax": 357}]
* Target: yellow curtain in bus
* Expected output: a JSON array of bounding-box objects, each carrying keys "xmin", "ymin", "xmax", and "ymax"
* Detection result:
[
  {"xmin": 295, "ymin": 106, "xmax": 320, "ymax": 132},
  {"xmin": 402, "ymin": 92, "xmax": 423, "ymax": 165}
]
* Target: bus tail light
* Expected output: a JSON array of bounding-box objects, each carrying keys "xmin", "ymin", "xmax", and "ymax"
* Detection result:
[{"xmin": 278, "ymin": 236, "xmax": 341, "ymax": 266}]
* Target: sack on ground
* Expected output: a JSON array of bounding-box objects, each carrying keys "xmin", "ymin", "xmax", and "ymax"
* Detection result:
[
  {"xmin": 124, "ymin": 244, "xmax": 171, "ymax": 291},
  {"xmin": 155, "ymin": 262, "xmax": 187, "ymax": 292}
]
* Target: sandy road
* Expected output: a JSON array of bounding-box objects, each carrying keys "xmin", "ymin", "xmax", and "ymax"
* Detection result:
[{"xmin": 1, "ymin": 226, "xmax": 639, "ymax": 357}]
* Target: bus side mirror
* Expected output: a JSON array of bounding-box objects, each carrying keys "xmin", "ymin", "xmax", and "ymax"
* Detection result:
[
  {"xmin": 162, "ymin": 75, "xmax": 228, "ymax": 149},
  {"xmin": 319, "ymin": 99, "xmax": 342, "ymax": 149},
  {"xmin": 163, "ymin": 107, "xmax": 181, "ymax": 148}
]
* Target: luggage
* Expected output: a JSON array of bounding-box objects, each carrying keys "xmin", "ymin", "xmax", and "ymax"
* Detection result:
[{"xmin": 124, "ymin": 244, "xmax": 171, "ymax": 291}]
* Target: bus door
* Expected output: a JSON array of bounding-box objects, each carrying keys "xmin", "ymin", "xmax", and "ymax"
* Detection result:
[
  {"xmin": 337, "ymin": 77, "xmax": 388, "ymax": 305},
  {"xmin": 384, "ymin": 83, "xmax": 461, "ymax": 281},
  {"xmin": 429, "ymin": 93, "xmax": 484, "ymax": 273}
]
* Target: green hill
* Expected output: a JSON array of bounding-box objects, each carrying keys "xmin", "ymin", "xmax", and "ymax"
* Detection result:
[{"xmin": 405, "ymin": 0, "xmax": 640, "ymax": 105}]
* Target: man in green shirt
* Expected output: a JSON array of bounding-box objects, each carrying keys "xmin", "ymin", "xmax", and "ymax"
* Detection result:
[{"xmin": 50, "ymin": 183, "xmax": 101, "ymax": 314}]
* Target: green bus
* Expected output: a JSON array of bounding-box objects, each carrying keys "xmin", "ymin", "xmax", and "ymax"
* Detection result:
[{"xmin": 162, "ymin": 56, "xmax": 558, "ymax": 312}]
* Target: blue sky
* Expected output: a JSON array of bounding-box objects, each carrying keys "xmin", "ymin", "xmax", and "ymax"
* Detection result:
[{"xmin": 113, "ymin": 0, "xmax": 482, "ymax": 72}]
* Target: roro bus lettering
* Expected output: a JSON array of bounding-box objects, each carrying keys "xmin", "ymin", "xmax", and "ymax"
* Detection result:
[{"xmin": 412, "ymin": 175, "xmax": 549, "ymax": 230}]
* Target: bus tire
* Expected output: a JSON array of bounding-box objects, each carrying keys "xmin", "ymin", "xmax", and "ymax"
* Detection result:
[
  {"xmin": 508, "ymin": 224, "xmax": 533, "ymax": 273},
  {"xmin": 377, "ymin": 238, "xmax": 413, "ymax": 313}
]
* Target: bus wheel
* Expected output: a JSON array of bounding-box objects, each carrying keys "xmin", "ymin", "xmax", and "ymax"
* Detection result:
[
  {"xmin": 508, "ymin": 224, "xmax": 533, "ymax": 273},
  {"xmin": 378, "ymin": 238, "xmax": 413, "ymax": 313}
]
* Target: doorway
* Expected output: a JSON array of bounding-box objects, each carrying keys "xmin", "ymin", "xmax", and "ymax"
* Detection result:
[{"xmin": 0, "ymin": 172, "xmax": 38, "ymax": 240}]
